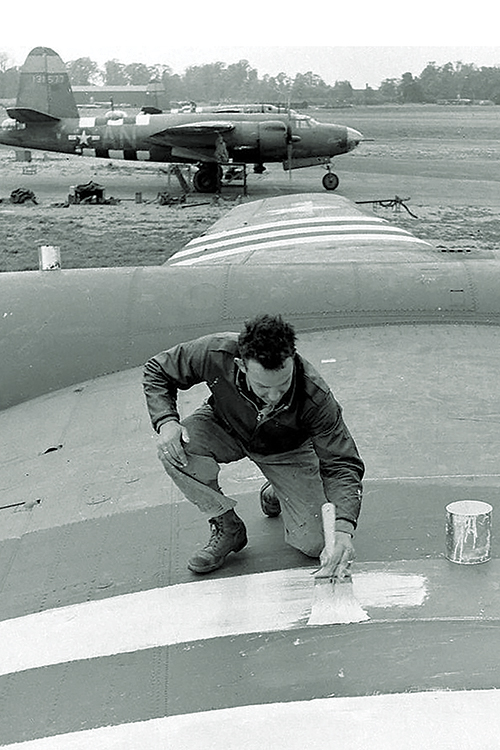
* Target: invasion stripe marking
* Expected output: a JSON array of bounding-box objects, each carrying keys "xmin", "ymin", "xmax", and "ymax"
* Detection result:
[
  {"xmin": 183, "ymin": 216, "xmax": 387, "ymax": 250},
  {"xmin": 0, "ymin": 567, "xmax": 426, "ymax": 677},
  {"xmin": 175, "ymin": 225, "xmax": 413, "ymax": 259},
  {"xmin": 170, "ymin": 233, "xmax": 431, "ymax": 265},
  {"xmin": 1, "ymin": 690, "xmax": 499, "ymax": 750}
]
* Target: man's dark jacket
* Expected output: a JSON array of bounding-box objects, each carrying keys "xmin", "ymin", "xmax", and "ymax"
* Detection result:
[{"xmin": 143, "ymin": 332, "xmax": 364, "ymax": 533}]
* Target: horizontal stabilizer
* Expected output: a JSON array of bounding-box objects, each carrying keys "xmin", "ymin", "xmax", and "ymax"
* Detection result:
[{"xmin": 6, "ymin": 107, "xmax": 60, "ymax": 124}]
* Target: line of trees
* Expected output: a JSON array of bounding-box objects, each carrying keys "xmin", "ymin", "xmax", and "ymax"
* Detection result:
[{"xmin": 2, "ymin": 52, "xmax": 500, "ymax": 105}]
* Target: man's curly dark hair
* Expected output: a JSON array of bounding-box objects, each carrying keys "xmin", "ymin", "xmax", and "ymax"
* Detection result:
[{"xmin": 237, "ymin": 314, "xmax": 296, "ymax": 370}]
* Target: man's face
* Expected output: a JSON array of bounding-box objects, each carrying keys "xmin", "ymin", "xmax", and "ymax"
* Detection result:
[{"xmin": 236, "ymin": 357, "xmax": 294, "ymax": 406}]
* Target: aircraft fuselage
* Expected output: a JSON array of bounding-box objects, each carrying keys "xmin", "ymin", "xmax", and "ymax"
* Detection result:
[{"xmin": 0, "ymin": 111, "xmax": 360, "ymax": 166}]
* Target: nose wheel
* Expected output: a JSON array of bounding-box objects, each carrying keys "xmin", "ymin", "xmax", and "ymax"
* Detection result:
[{"xmin": 322, "ymin": 169, "xmax": 339, "ymax": 191}]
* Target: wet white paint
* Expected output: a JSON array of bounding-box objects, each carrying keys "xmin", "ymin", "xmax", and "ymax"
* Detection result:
[
  {"xmin": 308, "ymin": 579, "xmax": 370, "ymax": 624},
  {"xmin": 355, "ymin": 572, "xmax": 427, "ymax": 607},
  {"xmin": 0, "ymin": 567, "xmax": 426, "ymax": 677},
  {"xmin": 2, "ymin": 690, "xmax": 499, "ymax": 750}
]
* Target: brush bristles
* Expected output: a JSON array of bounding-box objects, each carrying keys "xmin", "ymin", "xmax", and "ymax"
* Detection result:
[{"xmin": 308, "ymin": 579, "xmax": 370, "ymax": 625}]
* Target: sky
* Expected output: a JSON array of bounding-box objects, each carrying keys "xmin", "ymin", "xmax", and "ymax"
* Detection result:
[{"xmin": 2, "ymin": 1, "xmax": 500, "ymax": 88}]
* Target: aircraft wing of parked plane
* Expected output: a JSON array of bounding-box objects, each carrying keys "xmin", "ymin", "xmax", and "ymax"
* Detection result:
[
  {"xmin": 0, "ymin": 47, "xmax": 362, "ymax": 193},
  {"xmin": 1, "ymin": 193, "xmax": 500, "ymax": 748}
]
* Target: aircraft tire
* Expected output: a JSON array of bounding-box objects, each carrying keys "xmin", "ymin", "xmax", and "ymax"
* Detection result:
[
  {"xmin": 322, "ymin": 172, "xmax": 340, "ymax": 191},
  {"xmin": 193, "ymin": 167, "xmax": 221, "ymax": 193}
]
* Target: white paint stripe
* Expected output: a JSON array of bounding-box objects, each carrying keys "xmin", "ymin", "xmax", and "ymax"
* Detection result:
[
  {"xmin": 78, "ymin": 117, "xmax": 96, "ymax": 127},
  {"xmin": 2, "ymin": 690, "xmax": 499, "ymax": 750},
  {"xmin": 170, "ymin": 233, "xmax": 430, "ymax": 265},
  {"xmin": 0, "ymin": 568, "xmax": 426, "ymax": 677},
  {"xmin": 179, "ymin": 220, "xmax": 398, "ymax": 254},
  {"xmin": 185, "ymin": 215, "xmax": 385, "ymax": 248},
  {"xmin": 371, "ymin": 472, "xmax": 500, "ymax": 481},
  {"xmin": 175, "ymin": 224, "xmax": 411, "ymax": 259}
]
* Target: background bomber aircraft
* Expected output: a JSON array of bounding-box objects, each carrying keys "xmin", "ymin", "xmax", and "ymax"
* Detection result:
[
  {"xmin": 1, "ymin": 192, "xmax": 500, "ymax": 746},
  {"xmin": 0, "ymin": 47, "xmax": 363, "ymax": 192}
]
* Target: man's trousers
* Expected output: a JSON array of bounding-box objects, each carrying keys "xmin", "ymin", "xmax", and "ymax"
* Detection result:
[{"xmin": 158, "ymin": 404, "xmax": 329, "ymax": 557}]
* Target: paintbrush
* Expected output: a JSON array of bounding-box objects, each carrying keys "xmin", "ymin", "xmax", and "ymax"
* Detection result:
[{"xmin": 308, "ymin": 503, "xmax": 369, "ymax": 625}]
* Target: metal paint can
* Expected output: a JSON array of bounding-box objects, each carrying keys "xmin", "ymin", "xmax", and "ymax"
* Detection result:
[
  {"xmin": 445, "ymin": 500, "xmax": 492, "ymax": 564},
  {"xmin": 39, "ymin": 245, "xmax": 61, "ymax": 271}
]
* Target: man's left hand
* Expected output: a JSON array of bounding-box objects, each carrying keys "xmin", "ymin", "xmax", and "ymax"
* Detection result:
[{"xmin": 317, "ymin": 531, "xmax": 355, "ymax": 580}]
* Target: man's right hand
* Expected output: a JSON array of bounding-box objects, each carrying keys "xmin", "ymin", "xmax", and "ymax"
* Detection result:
[{"xmin": 157, "ymin": 421, "xmax": 190, "ymax": 468}]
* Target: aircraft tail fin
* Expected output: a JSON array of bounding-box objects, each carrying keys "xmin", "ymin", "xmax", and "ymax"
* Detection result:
[{"xmin": 7, "ymin": 46, "xmax": 79, "ymax": 123}]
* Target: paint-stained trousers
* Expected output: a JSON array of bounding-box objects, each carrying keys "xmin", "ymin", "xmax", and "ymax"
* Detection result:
[{"xmin": 158, "ymin": 404, "xmax": 326, "ymax": 557}]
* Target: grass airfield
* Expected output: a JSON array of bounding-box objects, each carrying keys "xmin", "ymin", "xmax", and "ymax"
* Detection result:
[{"xmin": 1, "ymin": 103, "xmax": 500, "ymax": 270}]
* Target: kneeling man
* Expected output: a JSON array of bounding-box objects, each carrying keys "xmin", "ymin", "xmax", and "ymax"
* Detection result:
[{"xmin": 143, "ymin": 313, "xmax": 364, "ymax": 576}]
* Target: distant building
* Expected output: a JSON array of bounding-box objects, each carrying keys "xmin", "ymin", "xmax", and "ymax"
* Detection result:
[{"xmin": 72, "ymin": 83, "xmax": 168, "ymax": 111}]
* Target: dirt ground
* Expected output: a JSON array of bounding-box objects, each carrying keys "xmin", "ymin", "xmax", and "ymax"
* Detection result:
[
  {"xmin": 1, "ymin": 105, "xmax": 500, "ymax": 271},
  {"xmin": 0, "ymin": 152, "xmax": 233, "ymax": 271}
]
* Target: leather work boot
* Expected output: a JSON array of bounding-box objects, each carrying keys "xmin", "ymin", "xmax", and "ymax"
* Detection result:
[
  {"xmin": 188, "ymin": 509, "xmax": 248, "ymax": 574},
  {"xmin": 260, "ymin": 481, "xmax": 282, "ymax": 517}
]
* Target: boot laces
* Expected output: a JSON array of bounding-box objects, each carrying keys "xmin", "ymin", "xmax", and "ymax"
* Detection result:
[{"xmin": 206, "ymin": 517, "xmax": 226, "ymax": 552}]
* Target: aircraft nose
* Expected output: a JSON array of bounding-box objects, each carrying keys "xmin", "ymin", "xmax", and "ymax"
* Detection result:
[{"xmin": 346, "ymin": 127, "xmax": 363, "ymax": 151}]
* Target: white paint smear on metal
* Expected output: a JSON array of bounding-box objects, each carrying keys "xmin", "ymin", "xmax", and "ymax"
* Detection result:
[
  {"xmin": 0, "ymin": 568, "xmax": 426, "ymax": 677},
  {"xmin": 2, "ymin": 690, "xmax": 499, "ymax": 750}
]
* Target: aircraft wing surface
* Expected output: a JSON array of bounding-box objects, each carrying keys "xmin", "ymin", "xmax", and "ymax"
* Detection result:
[
  {"xmin": 153, "ymin": 120, "xmax": 235, "ymax": 136},
  {"xmin": 167, "ymin": 193, "xmax": 433, "ymax": 266},
  {"xmin": 146, "ymin": 120, "xmax": 236, "ymax": 161},
  {"xmin": 148, "ymin": 120, "xmax": 236, "ymax": 156},
  {"xmin": 1, "ymin": 325, "xmax": 500, "ymax": 747},
  {"xmin": 1, "ymin": 193, "xmax": 500, "ymax": 747}
]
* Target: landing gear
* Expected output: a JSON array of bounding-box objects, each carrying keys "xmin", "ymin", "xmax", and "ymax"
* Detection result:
[
  {"xmin": 193, "ymin": 164, "xmax": 222, "ymax": 193},
  {"xmin": 322, "ymin": 171, "xmax": 339, "ymax": 191}
]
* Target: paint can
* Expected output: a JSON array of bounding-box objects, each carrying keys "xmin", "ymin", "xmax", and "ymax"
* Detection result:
[
  {"xmin": 445, "ymin": 500, "xmax": 492, "ymax": 564},
  {"xmin": 39, "ymin": 245, "xmax": 61, "ymax": 271}
]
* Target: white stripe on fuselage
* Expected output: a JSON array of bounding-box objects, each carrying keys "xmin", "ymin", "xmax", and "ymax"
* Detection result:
[
  {"xmin": 180, "ymin": 216, "xmax": 387, "ymax": 253},
  {"xmin": 0, "ymin": 567, "xmax": 426, "ymax": 677},
  {"xmin": 1, "ymin": 690, "xmax": 499, "ymax": 750},
  {"xmin": 169, "ymin": 232, "xmax": 430, "ymax": 265},
  {"xmin": 78, "ymin": 116, "xmax": 96, "ymax": 127},
  {"xmin": 174, "ymin": 223, "xmax": 413, "ymax": 259}
]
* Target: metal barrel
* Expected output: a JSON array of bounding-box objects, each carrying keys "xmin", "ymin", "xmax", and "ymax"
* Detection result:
[
  {"xmin": 445, "ymin": 499, "xmax": 492, "ymax": 564},
  {"xmin": 39, "ymin": 245, "xmax": 61, "ymax": 271}
]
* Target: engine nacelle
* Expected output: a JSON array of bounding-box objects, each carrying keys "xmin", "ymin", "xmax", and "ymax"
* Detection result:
[{"xmin": 229, "ymin": 120, "xmax": 288, "ymax": 161}]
